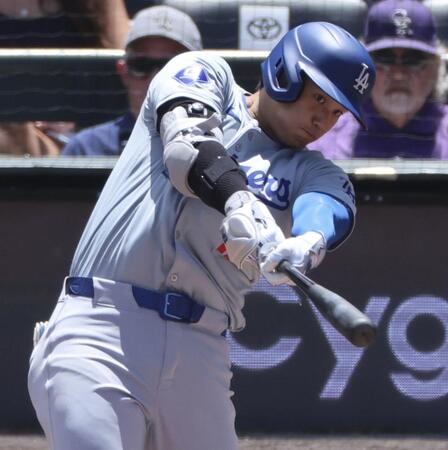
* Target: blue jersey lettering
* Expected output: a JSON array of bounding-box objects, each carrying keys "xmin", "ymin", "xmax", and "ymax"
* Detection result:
[{"xmin": 240, "ymin": 164, "xmax": 291, "ymax": 210}]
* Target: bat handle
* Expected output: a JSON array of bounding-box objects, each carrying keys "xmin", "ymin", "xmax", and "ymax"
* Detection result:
[{"xmin": 277, "ymin": 260, "xmax": 313, "ymax": 290}]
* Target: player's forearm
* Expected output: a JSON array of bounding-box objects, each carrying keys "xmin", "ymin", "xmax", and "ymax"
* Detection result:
[
  {"xmin": 187, "ymin": 141, "xmax": 248, "ymax": 214},
  {"xmin": 291, "ymin": 192, "xmax": 353, "ymax": 250}
]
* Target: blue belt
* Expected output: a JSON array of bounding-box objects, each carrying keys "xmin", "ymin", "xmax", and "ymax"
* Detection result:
[{"xmin": 65, "ymin": 277, "xmax": 205, "ymax": 324}]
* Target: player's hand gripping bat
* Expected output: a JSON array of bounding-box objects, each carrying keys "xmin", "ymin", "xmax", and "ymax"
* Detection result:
[{"xmin": 277, "ymin": 261, "xmax": 376, "ymax": 347}]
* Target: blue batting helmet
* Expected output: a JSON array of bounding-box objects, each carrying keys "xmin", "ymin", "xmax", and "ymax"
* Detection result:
[{"xmin": 261, "ymin": 22, "xmax": 376, "ymax": 128}]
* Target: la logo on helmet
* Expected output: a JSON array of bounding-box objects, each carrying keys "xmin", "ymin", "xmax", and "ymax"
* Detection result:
[{"xmin": 353, "ymin": 63, "xmax": 370, "ymax": 94}]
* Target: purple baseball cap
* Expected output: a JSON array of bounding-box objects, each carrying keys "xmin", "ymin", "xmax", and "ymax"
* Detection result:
[{"xmin": 364, "ymin": 0, "xmax": 438, "ymax": 54}]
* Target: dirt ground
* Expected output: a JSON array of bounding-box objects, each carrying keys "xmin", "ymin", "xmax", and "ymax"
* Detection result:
[{"xmin": 2, "ymin": 434, "xmax": 448, "ymax": 450}]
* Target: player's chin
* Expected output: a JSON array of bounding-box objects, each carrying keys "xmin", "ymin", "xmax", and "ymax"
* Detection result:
[
  {"xmin": 274, "ymin": 129, "xmax": 312, "ymax": 149},
  {"xmin": 274, "ymin": 130, "xmax": 304, "ymax": 148},
  {"xmin": 291, "ymin": 133, "xmax": 313, "ymax": 148}
]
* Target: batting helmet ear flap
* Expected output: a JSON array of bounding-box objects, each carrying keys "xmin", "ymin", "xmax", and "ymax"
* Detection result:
[{"xmin": 261, "ymin": 35, "xmax": 304, "ymax": 102}]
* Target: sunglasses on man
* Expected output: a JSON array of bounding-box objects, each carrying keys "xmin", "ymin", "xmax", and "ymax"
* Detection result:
[
  {"xmin": 371, "ymin": 49, "xmax": 434, "ymax": 72},
  {"xmin": 125, "ymin": 56, "xmax": 171, "ymax": 78}
]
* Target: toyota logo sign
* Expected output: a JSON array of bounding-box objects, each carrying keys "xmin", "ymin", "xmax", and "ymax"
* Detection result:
[{"xmin": 247, "ymin": 17, "xmax": 282, "ymax": 40}]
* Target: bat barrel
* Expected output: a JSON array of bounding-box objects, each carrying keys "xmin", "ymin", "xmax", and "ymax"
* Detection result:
[
  {"xmin": 351, "ymin": 323, "xmax": 377, "ymax": 348},
  {"xmin": 277, "ymin": 260, "xmax": 377, "ymax": 348}
]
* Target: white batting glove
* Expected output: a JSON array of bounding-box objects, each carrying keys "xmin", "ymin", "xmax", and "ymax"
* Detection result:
[
  {"xmin": 260, "ymin": 231, "xmax": 326, "ymax": 286},
  {"xmin": 220, "ymin": 191, "xmax": 285, "ymax": 282}
]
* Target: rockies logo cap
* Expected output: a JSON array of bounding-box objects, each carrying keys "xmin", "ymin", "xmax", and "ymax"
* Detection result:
[{"xmin": 363, "ymin": 0, "xmax": 438, "ymax": 54}]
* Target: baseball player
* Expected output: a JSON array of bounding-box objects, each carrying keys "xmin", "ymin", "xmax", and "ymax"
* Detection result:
[{"xmin": 28, "ymin": 22, "xmax": 375, "ymax": 450}]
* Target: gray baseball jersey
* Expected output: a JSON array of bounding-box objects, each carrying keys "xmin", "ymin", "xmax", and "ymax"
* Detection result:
[{"xmin": 69, "ymin": 51, "xmax": 355, "ymax": 331}]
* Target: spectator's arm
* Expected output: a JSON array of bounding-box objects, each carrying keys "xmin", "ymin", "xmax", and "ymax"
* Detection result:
[
  {"xmin": 62, "ymin": 0, "xmax": 130, "ymax": 49},
  {"xmin": 0, "ymin": 123, "xmax": 60, "ymax": 156},
  {"xmin": 0, "ymin": 123, "xmax": 37, "ymax": 155},
  {"xmin": 87, "ymin": 0, "xmax": 129, "ymax": 49}
]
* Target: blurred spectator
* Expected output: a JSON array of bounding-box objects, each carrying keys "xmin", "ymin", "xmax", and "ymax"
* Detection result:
[
  {"xmin": 62, "ymin": 5, "xmax": 202, "ymax": 157},
  {"xmin": 309, "ymin": 0, "xmax": 448, "ymax": 159},
  {"xmin": 0, "ymin": 0, "xmax": 129, "ymax": 155},
  {"xmin": 0, "ymin": 0, "xmax": 129, "ymax": 48}
]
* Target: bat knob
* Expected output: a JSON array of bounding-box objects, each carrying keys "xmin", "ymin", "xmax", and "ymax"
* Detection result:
[{"xmin": 351, "ymin": 323, "xmax": 377, "ymax": 347}]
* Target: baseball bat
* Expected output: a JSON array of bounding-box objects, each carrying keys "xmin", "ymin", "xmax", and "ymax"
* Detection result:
[{"xmin": 277, "ymin": 261, "xmax": 376, "ymax": 347}]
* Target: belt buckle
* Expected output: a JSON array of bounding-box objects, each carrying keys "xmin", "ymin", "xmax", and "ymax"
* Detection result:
[{"xmin": 163, "ymin": 292, "xmax": 187, "ymax": 321}]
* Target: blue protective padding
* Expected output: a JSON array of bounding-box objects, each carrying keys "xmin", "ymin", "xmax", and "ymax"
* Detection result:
[{"xmin": 291, "ymin": 192, "xmax": 353, "ymax": 250}]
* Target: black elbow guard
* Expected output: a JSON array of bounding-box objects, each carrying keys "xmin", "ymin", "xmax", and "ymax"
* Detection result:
[{"xmin": 187, "ymin": 141, "xmax": 247, "ymax": 214}]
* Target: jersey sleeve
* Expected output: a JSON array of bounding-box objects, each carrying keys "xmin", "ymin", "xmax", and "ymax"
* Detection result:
[
  {"xmin": 144, "ymin": 51, "xmax": 236, "ymax": 132},
  {"xmin": 296, "ymin": 150, "xmax": 356, "ymax": 218}
]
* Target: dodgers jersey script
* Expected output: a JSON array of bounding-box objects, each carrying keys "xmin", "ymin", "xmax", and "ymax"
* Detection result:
[{"xmin": 69, "ymin": 52, "xmax": 355, "ymax": 331}]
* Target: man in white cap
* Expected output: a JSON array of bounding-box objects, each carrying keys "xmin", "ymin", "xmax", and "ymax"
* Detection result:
[{"xmin": 63, "ymin": 5, "xmax": 203, "ymax": 156}]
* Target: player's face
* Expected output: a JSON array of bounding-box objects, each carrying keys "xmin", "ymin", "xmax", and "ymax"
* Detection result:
[
  {"xmin": 256, "ymin": 78, "xmax": 346, "ymax": 148},
  {"xmin": 370, "ymin": 47, "xmax": 438, "ymax": 125},
  {"xmin": 118, "ymin": 37, "xmax": 188, "ymax": 117}
]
